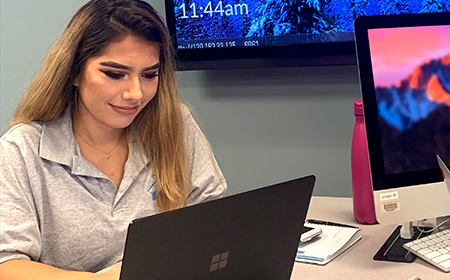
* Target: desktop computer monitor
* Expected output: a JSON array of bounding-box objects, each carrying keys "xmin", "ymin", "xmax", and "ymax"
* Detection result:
[{"xmin": 354, "ymin": 12, "xmax": 450, "ymax": 261}]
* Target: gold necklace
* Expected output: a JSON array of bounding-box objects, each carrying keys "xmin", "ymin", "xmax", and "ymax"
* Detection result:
[{"xmin": 76, "ymin": 132, "xmax": 124, "ymax": 159}]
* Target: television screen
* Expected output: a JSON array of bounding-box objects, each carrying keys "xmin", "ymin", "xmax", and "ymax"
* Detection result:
[{"xmin": 164, "ymin": 0, "xmax": 450, "ymax": 70}]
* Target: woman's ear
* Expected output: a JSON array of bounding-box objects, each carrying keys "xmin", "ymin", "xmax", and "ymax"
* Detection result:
[{"xmin": 73, "ymin": 75, "xmax": 80, "ymax": 87}]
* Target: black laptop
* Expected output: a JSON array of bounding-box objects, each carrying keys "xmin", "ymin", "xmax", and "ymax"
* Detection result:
[{"xmin": 119, "ymin": 175, "xmax": 316, "ymax": 280}]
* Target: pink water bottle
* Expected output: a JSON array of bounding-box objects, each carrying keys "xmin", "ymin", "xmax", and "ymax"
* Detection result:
[{"xmin": 351, "ymin": 100, "xmax": 377, "ymax": 224}]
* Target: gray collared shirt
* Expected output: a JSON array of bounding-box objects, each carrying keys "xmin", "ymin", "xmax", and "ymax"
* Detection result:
[{"xmin": 0, "ymin": 107, "xmax": 226, "ymax": 272}]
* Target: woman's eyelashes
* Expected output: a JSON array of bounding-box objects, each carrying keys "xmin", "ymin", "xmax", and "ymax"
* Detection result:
[
  {"xmin": 101, "ymin": 70, "xmax": 124, "ymax": 80},
  {"xmin": 100, "ymin": 69, "xmax": 158, "ymax": 80},
  {"xmin": 141, "ymin": 72, "xmax": 159, "ymax": 80}
]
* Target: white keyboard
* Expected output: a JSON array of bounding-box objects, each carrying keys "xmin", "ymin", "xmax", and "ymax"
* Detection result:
[{"xmin": 404, "ymin": 228, "xmax": 450, "ymax": 272}]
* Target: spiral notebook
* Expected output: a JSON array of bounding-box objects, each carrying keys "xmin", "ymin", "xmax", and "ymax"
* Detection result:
[{"xmin": 296, "ymin": 222, "xmax": 361, "ymax": 265}]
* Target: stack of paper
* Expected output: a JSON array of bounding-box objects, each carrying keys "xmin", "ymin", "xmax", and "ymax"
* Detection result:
[{"xmin": 296, "ymin": 222, "xmax": 362, "ymax": 265}]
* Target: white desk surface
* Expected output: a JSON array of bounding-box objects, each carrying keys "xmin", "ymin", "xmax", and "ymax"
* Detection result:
[{"xmin": 290, "ymin": 196, "xmax": 446, "ymax": 280}]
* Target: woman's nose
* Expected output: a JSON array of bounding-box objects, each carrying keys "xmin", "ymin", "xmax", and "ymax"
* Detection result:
[{"xmin": 122, "ymin": 77, "xmax": 142, "ymax": 100}]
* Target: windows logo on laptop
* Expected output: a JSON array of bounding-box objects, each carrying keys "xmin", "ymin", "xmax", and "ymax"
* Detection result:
[{"xmin": 209, "ymin": 251, "xmax": 230, "ymax": 272}]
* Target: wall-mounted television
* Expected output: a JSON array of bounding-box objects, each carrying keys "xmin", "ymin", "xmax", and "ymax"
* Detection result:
[{"xmin": 164, "ymin": 0, "xmax": 450, "ymax": 70}]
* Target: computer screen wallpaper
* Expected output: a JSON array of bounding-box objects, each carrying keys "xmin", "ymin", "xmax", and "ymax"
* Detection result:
[{"xmin": 368, "ymin": 24, "xmax": 450, "ymax": 175}]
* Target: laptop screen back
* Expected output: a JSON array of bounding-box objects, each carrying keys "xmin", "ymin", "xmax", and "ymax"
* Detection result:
[{"xmin": 120, "ymin": 175, "xmax": 315, "ymax": 280}]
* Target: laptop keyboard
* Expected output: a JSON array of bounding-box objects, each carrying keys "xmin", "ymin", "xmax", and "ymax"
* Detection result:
[{"xmin": 403, "ymin": 228, "xmax": 450, "ymax": 272}]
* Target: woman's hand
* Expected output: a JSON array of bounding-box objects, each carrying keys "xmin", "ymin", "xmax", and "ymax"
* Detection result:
[
  {"xmin": 0, "ymin": 259, "xmax": 122, "ymax": 280},
  {"xmin": 96, "ymin": 262, "xmax": 122, "ymax": 280}
]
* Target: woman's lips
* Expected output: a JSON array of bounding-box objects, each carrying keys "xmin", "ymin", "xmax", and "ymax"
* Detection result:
[{"xmin": 110, "ymin": 104, "xmax": 139, "ymax": 115}]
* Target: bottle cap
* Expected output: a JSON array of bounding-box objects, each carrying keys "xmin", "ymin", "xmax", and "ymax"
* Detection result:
[{"xmin": 354, "ymin": 100, "xmax": 364, "ymax": 116}]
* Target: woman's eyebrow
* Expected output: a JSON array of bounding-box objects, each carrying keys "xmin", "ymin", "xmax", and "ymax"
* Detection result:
[
  {"xmin": 99, "ymin": 61, "xmax": 160, "ymax": 71},
  {"xmin": 142, "ymin": 63, "xmax": 160, "ymax": 71}
]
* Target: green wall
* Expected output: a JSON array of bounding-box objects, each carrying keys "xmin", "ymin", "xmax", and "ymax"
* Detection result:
[{"xmin": 0, "ymin": 0, "xmax": 362, "ymax": 197}]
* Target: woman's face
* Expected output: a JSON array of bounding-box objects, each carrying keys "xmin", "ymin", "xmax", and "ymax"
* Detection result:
[{"xmin": 74, "ymin": 35, "xmax": 160, "ymax": 131}]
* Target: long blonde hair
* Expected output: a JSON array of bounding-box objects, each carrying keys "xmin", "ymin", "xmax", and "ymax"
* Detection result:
[{"xmin": 9, "ymin": 0, "xmax": 188, "ymax": 212}]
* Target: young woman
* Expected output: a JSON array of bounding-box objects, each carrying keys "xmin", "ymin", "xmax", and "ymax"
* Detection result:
[{"xmin": 0, "ymin": 0, "xmax": 226, "ymax": 279}]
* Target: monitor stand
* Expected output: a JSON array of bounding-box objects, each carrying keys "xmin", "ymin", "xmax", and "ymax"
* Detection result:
[
  {"xmin": 437, "ymin": 215, "xmax": 450, "ymax": 230},
  {"xmin": 373, "ymin": 222, "xmax": 432, "ymax": 262}
]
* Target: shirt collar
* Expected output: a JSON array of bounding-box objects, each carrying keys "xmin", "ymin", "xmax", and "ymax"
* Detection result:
[{"xmin": 40, "ymin": 108, "xmax": 78, "ymax": 168}]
